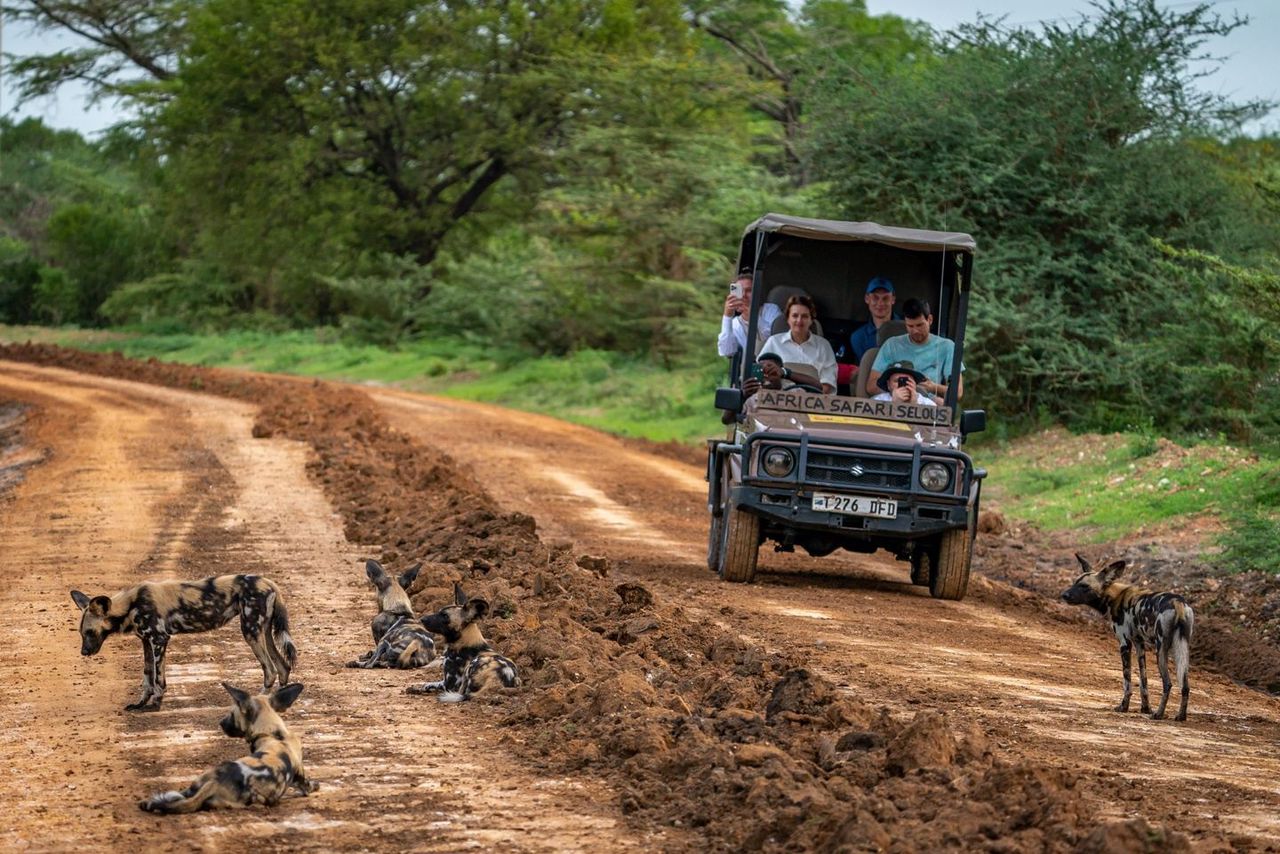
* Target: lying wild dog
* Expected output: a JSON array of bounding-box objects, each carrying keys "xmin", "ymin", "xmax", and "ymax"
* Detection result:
[
  {"xmin": 71, "ymin": 574, "xmax": 296, "ymax": 711},
  {"xmin": 1061, "ymin": 554, "xmax": 1195, "ymax": 721},
  {"xmin": 346, "ymin": 559, "xmax": 436, "ymax": 669},
  {"xmin": 408, "ymin": 583, "xmax": 519, "ymax": 702},
  {"xmin": 139, "ymin": 681, "xmax": 316, "ymax": 813}
]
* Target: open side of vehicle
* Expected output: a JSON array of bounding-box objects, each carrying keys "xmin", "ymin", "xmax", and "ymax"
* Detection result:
[{"xmin": 707, "ymin": 214, "xmax": 987, "ymax": 600}]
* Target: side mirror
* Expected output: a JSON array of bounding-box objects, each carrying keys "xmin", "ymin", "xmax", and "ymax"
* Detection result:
[
  {"xmin": 715, "ymin": 387, "xmax": 744, "ymax": 415},
  {"xmin": 961, "ymin": 409, "xmax": 986, "ymax": 436}
]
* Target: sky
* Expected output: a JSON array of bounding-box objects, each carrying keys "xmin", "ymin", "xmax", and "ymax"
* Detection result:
[{"xmin": 1, "ymin": 0, "xmax": 1277, "ymax": 137}]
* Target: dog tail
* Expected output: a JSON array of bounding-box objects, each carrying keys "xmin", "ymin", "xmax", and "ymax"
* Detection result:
[
  {"xmin": 1175, "ymin": 602, "xmax": 1194, "ymax": 684},
  {"xmin": 270, "ymin": 590, "xmax": 298, "ymax": 674},
  {"xmin": 437, "ymin": 690, "xmax": 467, "ymax": 703}
]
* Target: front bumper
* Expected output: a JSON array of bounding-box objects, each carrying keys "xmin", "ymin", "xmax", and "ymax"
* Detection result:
[{"xmin": 731, "ymin": 482, "xmax": 970, "ymax": 539}]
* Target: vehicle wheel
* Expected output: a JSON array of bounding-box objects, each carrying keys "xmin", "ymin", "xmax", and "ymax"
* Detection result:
[
  {"xmin": 929, "ymin": 528, "xmax": 971, "ymax": 601},
  {"xmin": 909, "ymin": 547, "xmax": 932, "ymax": 586},
  {"xmin": 707, "ymin": 507, "xmax": 725, "ymax": 574},
  {"xmin": 719, "ymin": 504, "xmax": 760, "ymax": 584},
  {"xmin": 707, "ymin": 463, "xmax": 731, "ymax": 573}
]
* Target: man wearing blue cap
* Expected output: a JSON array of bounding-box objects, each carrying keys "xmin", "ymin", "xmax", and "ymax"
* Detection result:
[{"xmin": 849, "ymin": 276, "xmax": 899, "ymax": 363}]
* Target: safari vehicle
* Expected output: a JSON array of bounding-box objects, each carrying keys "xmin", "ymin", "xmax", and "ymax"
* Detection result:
[{"xmin": 707, "ymin": 214, "xmax": 987, "ymax": 599}]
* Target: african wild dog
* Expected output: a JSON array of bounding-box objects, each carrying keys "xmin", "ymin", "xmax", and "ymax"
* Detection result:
[
  {"xmin": 1061, "ymin": 554, "xmax": 1195, "ymax": 721},
  {"xmin": 71, "ymin": 574, "xmax": 296, "ymax": 711},
  {"xmin": 346, "ymin": 559, "xmax": 436, "ymax": 669},
  {"xmin": 139, "ymin": 681, "xmax": 316, "ymax": 813},
  {"xmin": 407, "ymin": 583, "xmax": 519, "ymax": 702}
]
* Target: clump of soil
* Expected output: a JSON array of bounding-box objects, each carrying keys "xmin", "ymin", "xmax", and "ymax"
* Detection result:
[
  {"xmin": 0, "ymin": 401, "xmax": 46, "ymax": 497},
  {"xmin": 0, "ymin": 343, "xmax": 1187, "ymax": 850}
]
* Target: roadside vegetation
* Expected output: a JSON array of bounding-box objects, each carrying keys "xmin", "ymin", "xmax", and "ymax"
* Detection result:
[{"xmin": 2, "ymin": 0, "xmax": 1278, "ymax": 570}]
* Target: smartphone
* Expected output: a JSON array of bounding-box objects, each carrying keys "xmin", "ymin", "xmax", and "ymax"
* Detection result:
[
  {"xmin": 896, "ymin": 376, "xmax": 910, "ymax": 388},
  {"xmin": 749, "ymin": 362, "xmax": 765, "ymax": 381},
  {"xmin": 729, "ymin": 282, "xmax": 745, "ymax": 300}
]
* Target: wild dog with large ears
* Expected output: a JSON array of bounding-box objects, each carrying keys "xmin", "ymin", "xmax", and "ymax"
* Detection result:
[
  {"xmin": 409, "ymin": 583, "xmax": 518, "ymax": 702},
  {"xmin": 347, "ymin": 559, "xmax": 436, "ymax": 669},
  {"xmin": 71, "ymin": 574, "xmax": 296, "ymax": 711},
  {"xmin": 140, "ymin": 681, "xmax": 316, "ymax": 813},
  {"xmin": 1061, "ymin": 554, "xmax": 1195, "ymax": 721}
]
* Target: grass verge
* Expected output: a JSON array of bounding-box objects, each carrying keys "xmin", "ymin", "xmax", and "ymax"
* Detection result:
[{"xmin": 0, "ymin": 324, "xmax": 727, "ymax": 444}]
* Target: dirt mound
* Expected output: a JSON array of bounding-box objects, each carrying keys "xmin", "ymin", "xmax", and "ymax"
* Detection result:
[{"xmin": 0, "ymin": 342, "xmax": 1181, "ymax": 850}]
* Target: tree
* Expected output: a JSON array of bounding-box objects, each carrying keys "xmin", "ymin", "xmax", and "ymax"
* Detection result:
[
  {"xmin": 2, "ymin": 1, "xmax": 184, "ymax": 108},
  {"xmin": 154, "ymin": 0, "xmax": 691, "ymax": 285},
  {"xmin": 806, "ymin": 0, "xmax": 1278, "ymax": 431},
  {"xmin": 689, "ymin": 0, "xmax": 931, "ymax": 182}
]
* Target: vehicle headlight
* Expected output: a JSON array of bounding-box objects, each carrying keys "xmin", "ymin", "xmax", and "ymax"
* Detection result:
[
  {"xmin": 919, "ymin": 461, "xmax": 953, "ymax": 492},
  {"xmin": 761, "ymin": 446, "xmax": 796, "ymax": 478}
]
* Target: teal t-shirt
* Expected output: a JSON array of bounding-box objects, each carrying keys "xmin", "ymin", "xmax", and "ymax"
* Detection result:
[{"xmin": 872, "ymin": 334, "xmax": 961, "ymax": 384}]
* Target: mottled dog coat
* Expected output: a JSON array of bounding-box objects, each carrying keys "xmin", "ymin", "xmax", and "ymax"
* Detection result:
[
  {"xmin": 408, "ymin": 584, "xmax": 518, "ymax": 702},
  {"xmin": 140, "ymin": 682, "xmax": 316, "ymax": 813},
  {"xmin": 1061, "ymin": 554, "xmax": 1195, "ymax": 721},
  {"xmin": 347, "ymin": 559, "xmax": 436, "ymax": 669},
  {"xmin": 71, "ymin": 574, "xmax": 296, "ymax": 711}
]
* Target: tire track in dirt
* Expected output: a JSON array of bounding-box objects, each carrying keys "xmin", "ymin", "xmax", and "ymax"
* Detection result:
[
  {"xmin": 370, "ymin": 387, "xmax": 1280, "ymax": 845},
  {"xmin": 0, "ymin": 364, "xmax": 658, "ymax": 852}
]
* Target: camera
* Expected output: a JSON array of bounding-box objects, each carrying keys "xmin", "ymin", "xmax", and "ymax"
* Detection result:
[{"xmin": 896, "ymin": 376, "xmax": 910, "ymax": 388}]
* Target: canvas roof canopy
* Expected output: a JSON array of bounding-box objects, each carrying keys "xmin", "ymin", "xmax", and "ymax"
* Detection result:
[{"xmin": 744, "ymin": 213, "xmax": 976, "ymax": 254}]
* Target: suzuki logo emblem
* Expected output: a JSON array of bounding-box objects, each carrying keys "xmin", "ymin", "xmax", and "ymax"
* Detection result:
[{"xmin": 849, "ymin": 464, "xmax": 865, "ymax": 477}]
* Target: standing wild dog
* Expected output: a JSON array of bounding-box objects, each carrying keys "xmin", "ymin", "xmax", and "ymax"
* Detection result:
[
  {"xmin": 346, "ymin": 559, "xmax": 436, "ymax": 669},
  {"xmin": 139, "ymin": 681, "xmax": 317, "ymax": 813},
  {"xmin": 1061, "ymin": 554, "xmax": 1195, "ymax": 721},
  {"xmin": 71, "ymin": 574, "xmax": 296, "ymax": 711},
  {"xmin": 408, "ymin": 583, "xmax": 519, "ymax": 702}
]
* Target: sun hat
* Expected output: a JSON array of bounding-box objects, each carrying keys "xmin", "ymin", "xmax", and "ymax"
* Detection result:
[{"xmin": 876, "ymin": 359, "xmax": 927, "ymax": 391}]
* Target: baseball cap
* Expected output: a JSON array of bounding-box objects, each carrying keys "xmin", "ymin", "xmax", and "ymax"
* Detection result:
[{"xmin": 865, "ymin": 276, "xmax": 894, "ymax": 295}]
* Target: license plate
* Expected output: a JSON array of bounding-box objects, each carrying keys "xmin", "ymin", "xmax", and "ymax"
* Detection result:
[{"xmin": 811, "ymin": 492, "xmax": 897, "ymax": 519}]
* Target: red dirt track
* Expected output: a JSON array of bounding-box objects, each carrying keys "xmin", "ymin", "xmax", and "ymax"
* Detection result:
[{"xmin": 1, "ymin": 345, "xmax": 1278, "ymax": 852}]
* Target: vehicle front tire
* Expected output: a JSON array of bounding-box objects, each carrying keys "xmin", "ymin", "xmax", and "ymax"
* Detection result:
[
  {"xmin": 719, "ymin": 504, "xmax": 760, "ymax": 584},
  {"xmin": 929, "ymin": 528, "xmax": 971, "ymax": 601},
  {"xmin": 707, "ymin": 508, "xmax": 725, "ymax": 574}
]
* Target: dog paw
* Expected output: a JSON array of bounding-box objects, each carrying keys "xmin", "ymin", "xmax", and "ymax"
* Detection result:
[
  {"xmin": 125, "ymin": 701, "xmax": 162, "ymax": 712},
  {"xmin": 1112, "ymin": 704, "xmax": 1129, "ymax": 713},
  {"xmin": 1150, "ymin": 711, "xmax": 1165, "ymax": 720}
]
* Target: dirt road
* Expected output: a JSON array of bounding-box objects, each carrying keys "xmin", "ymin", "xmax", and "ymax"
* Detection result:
[
  {"xmin": 2, "ymin": 357, "xmax": 1279, "ymax": 851},
  {"xmin": 0, "ymin": 363, "xmax": 664, "ymax": 852}
]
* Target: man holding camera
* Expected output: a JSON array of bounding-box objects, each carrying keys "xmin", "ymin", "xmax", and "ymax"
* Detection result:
[
  {"xmin": 872, "ymin": 360, "xmax": 937, "ymax": 406},
  {"xmin": 717, "ymin": 266, "xmax": 780, "ymax": 358}
]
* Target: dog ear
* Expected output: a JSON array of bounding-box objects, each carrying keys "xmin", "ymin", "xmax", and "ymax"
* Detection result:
[
  {"xmin": 1075, "ymin": 553, "xmax": 1091, "ymax": 573},
  {"xmin": 453, "ymin": 583, "xmax": 468, "ymax": 606},
  {"xmin": 70, "ymin": 590, "xmax": 92, "ymax": 611},
  {"xmin": 398, "ymin": 563, "xmax": 422, "ymax": 591},
  {"xmin": 269, "ymin": 682, "xmax": 304, "ymax": 712},
  {"xmin": 463, "ymin": 598, "xmax": 490, "ymax": 623},
  {"xmin": 222, "ymin": 682, "xmax": 252, "ymax": 707},
  {"xmin": 1099, "ymin": 559, "xmax": 1127, "ymax": 583},
  {"xmin": 366, "ymin": 559, "xmax": 390, "ymax": 590}
]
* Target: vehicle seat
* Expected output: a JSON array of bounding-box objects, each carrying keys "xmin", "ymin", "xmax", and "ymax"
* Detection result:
[
  {"xmin": 876, "ymin": 319, "xmax": 907, "ymax": 345},
  {"xmin": 855, "ymin": 347, "xmax": 878, "ymax": 397},
  {"xmin": 765, "ymin": 286, "xmax": 824, "ymax": 339}
]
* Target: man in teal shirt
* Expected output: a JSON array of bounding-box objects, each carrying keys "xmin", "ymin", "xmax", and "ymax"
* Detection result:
[{"xmin": 869, "ymin": 298, "xmax": 963, "ymax": 403}]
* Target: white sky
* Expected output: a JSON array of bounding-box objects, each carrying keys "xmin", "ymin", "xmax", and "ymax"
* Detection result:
[{"xmin": 1, "ymin": 0, "xmax": 1276, "ymax": 137}]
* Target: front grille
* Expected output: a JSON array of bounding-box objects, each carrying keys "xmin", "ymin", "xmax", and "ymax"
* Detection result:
[{"xmin": 806, "ymin": 450, "xmax": 911, "ymax": 490}]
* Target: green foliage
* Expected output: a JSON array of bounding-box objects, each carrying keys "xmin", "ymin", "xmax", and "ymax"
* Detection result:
[
  {"xmin": 0, "ymin": 238, "xmax": 42, "ymax": 324},
  {"xmin": 806, "ymin": 0, "xmax": 1280, "ymax": 437},
  {"xmin": 1217, "ymin": 467, "xmax": 1280, "ymax": 574},
  {"xmin": 98, "ymin": 266, "xmax": 254, "ymax": 330}
]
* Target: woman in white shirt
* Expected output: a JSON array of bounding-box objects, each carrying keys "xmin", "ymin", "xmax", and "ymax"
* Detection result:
[{"xmin": 757, "ymin": 295, "xmax": 837, "ymax": 394}]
